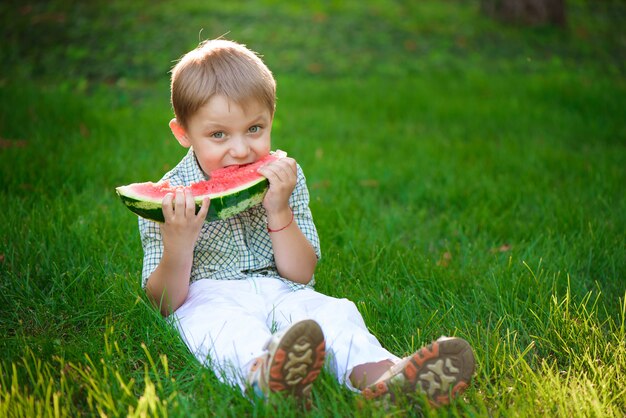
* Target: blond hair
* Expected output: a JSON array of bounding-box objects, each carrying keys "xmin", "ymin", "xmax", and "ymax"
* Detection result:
[{"xmin": 170, "ymin": 39, "xmax": 276, "ymax": 128}]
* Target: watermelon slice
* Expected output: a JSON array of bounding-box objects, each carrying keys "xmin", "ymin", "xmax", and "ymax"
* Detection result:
[{"xmin": 116, "ymin": 150, "xmax": 287, "ymax": 222}]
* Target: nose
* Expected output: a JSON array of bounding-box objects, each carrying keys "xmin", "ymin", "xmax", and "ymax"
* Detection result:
[{"xmin": 229, "ymin": 135, "xmax": 250, "ymax": 159}]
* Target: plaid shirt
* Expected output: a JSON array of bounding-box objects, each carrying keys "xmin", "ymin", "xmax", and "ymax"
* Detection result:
[{"xmin": 139, "ymin": 148, "xmax": 321, "ymax": 291}]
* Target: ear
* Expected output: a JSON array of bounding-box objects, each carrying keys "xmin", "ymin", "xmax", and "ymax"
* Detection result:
[{"xmin": 169, "ymin": 118, "xmax": 191, "ymax": 148}]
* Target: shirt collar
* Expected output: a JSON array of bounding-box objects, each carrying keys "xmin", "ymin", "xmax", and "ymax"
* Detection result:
[{"xmin": 187, "ymin": 147, "xmax": 209, "ymax": 182}]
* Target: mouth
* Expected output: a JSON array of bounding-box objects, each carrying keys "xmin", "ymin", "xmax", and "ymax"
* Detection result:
[
  {"xmin": 225, "ymin": 157, "xmax": 262, "ymax": 169},
  {"xmin": 224, "ymin": 162, "xmax": 253, "ymax": 169}
]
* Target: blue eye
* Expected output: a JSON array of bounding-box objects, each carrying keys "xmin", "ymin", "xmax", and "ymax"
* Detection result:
[
  {"xmin": 211, "ymin": 131, "xmax": 225, "ymax": 139},
  {"xmin": 249, "ymin": 125, "xmax": 261, "ymax": 133}
]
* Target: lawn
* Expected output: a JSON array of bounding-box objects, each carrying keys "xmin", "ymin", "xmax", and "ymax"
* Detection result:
[{"xmin": 1, "ymin": 0, "xmax": 625, "ymax": 416}]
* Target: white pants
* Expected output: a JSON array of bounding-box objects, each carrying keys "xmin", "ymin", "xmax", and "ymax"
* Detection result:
[{"xmin": 172, "ymin": 277, "xmax": 399, "ymax": 391}]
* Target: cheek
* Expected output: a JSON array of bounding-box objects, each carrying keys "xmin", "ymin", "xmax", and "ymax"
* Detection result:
[
  {"xmin": 253, "ymin": 136, "xmax": 272, "ymax": 154},
  {"xmin": 198, "ymin": 147, "xmax": 227, "ymax": 164}
]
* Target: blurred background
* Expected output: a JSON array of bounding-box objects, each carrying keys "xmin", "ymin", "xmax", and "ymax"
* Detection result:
[
  {"xmin": 1, "ymin": 1, "xmax": 625, "ymax": 415},
  {"xmin": 1, "ymin": 0, "xmax": 623, "ymax": 296},
  {"xmin": 1, "ymin": 0, "xmax": 623, "ymax": 86}
]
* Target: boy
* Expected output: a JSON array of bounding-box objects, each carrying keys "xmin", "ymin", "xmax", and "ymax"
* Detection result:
[{"xmin": 139, "ymin": 38, "xmax": 475, "ymax": 408}]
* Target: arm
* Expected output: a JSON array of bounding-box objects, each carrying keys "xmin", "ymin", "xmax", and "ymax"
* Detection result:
[
  {"xmin": 257, "ymin": 158, "xmax": 318, "ymax": 284},
  {"xmin": 145, "ymin": 188, "xmax": 209, "ymax": 316}
]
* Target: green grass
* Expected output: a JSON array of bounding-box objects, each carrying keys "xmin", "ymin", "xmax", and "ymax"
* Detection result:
[{"xmin": 1, "ymin": 0, "xmax": 625, "ymax": 416}]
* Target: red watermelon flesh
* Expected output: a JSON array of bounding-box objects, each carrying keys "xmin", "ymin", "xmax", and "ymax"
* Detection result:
[
  {"xmin": 126, "ymin": 150, "xmax": 286, "ymax": 201},
  {"xmin": 116, "ymin": 150, "xmax": 287, "ymax": 222},
  {"xmin": 189, "ymin": 150, "xmax": 286, "ymax": 195}
]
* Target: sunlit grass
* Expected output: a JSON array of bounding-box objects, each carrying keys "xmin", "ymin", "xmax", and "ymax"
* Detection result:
[{"xmin": 1, "ymin": 0, "xmax": 625, "ymax": 416}]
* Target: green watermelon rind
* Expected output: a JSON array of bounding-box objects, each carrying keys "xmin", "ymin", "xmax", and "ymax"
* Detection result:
[{"xmin": 116, "ymin": 177, "xmax": 269, "ymax": 223}]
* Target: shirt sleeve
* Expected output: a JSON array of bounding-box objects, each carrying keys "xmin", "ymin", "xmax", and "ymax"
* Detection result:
[
  {"xmin": 139, "ymin": 216, "xmax": 163, "ymax": 288},
  {"xmin": 289, "ymin": 164, "xmax": 321, "ymax": 260}
]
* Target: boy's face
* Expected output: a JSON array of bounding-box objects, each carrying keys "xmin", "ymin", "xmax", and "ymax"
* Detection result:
[{"xmin": 170, "ymin": 95, "xmax": 272, "ymax": 175}]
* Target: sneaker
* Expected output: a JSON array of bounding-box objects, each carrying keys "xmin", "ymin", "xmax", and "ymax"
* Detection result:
[
  {"xmin": 362, "ymin": 336, "xmax": 475, "ymax": 407},
  {"xmin": 247, "ymin": 319, "xmax": 326, "ymax": 405}
]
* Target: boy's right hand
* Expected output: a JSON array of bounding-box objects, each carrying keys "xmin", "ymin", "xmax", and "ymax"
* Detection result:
[{"xmin": 160, "ymin": 187, "xmax": 210, "ymax": 256}]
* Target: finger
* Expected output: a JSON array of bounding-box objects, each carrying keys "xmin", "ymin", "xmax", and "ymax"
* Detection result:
[
  {"xmin": 162, "ymin": 193, "xmax": 174, "ymax": 220},
  {"xmin": 256, "ymin": 162, "xmax": 273, "ymax": 175},
  {"xmin": 259, "ymin": 165, "xmax": 281, "ymax": 182},
  {"xmin": 174, "ymin": 188, "xmax": 185, "ymax": 216},
  {"xmin": 274, "ymin": 158, "xmax": 297, "ymax": 179},
  {"xmin": 184, "ymin": 187, "xmax": 196, "ymax": 218},
  {"xmin": 282, "ymin": 157, "xmax": 297, "ymax": 174},
  {"xmin": 268, "ymin": 157, "xmax": 296, "ymax": 175},
  {"xmin": 197, "ymin": 197, "xmax": 210, "ymax": 220},
  {"xmin": 256, "ymin": 165, "xmax": 278, "ymax": 182},
  {"xmin": 260, "ymin": 162, "xmax": 291, "ymax": 183},
  {"xmin": 274, "ymin": 162, "xmax": 298, "ymax": 186}
]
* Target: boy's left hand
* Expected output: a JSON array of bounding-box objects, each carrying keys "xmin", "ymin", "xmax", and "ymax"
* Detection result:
[{"xmin": 257, "ymin": 157, "xmax": 297, "ymax": 215}]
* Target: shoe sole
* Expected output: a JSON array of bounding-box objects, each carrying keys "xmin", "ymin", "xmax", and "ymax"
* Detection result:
[
  {"xmin": 267, "ymin": 320, "xmax": 326, "ymax": 401},
  {"xmin": 362, "ymin": 337, "xmax": 475, "ymax": 407}
]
